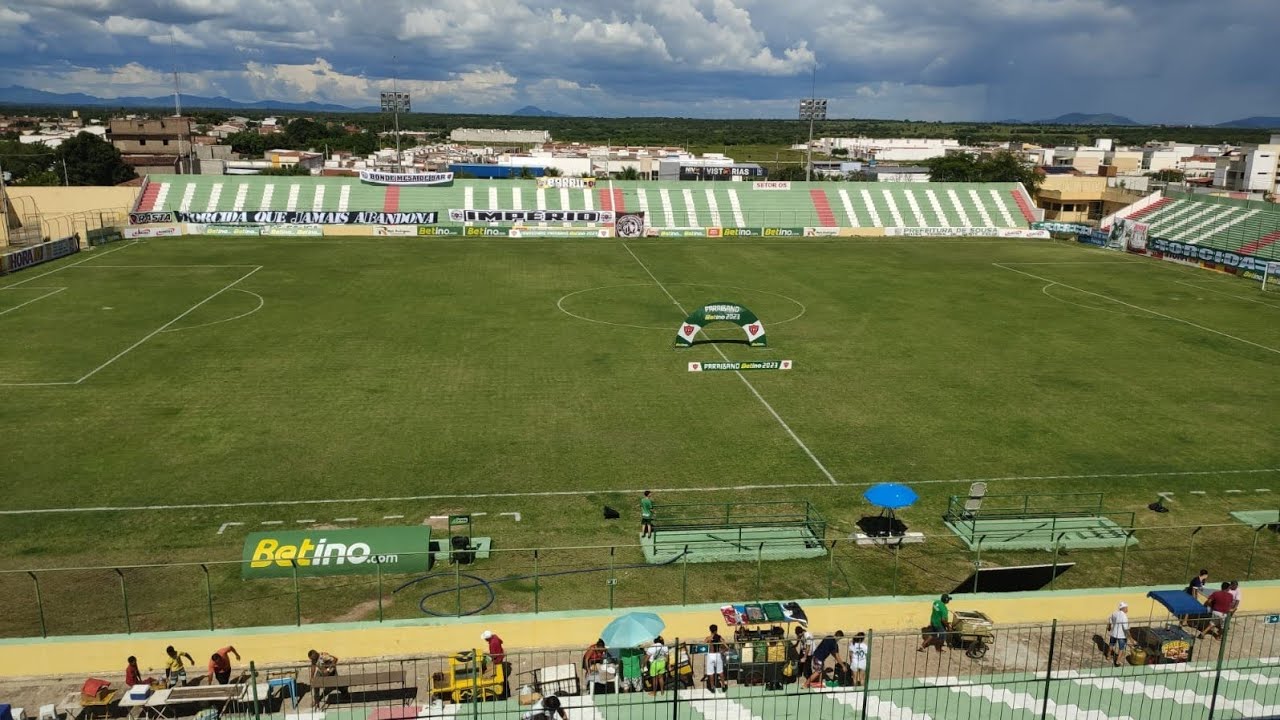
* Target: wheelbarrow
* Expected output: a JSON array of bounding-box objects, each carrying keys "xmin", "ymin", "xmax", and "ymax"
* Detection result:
[{"xmin": 949, "ymin": 610, "xmax": 995, "ymax": 659}]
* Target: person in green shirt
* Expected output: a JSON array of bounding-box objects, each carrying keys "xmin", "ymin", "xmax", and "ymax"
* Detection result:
[
  {"xmin": 918, "ymin": 594, "xmax": 951, "ymax": 653},
  {"xmin": 640, "ymin": 490, "xmax": 654, "ymax": 538}
]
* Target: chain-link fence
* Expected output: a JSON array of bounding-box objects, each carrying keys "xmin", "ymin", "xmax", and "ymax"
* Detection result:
[
  {"xmin": 89, "ymin": 612, "xmax": 1279, "ymax": 720},
  {"xmin": 2, "ymin": 521, "xmax": 1276, "ymax": 640}
]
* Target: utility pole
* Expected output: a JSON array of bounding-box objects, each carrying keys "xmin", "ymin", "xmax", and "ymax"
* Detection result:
[{"xmin": 62, "ymin": 157, "xmax": 69, "ymax": 186}]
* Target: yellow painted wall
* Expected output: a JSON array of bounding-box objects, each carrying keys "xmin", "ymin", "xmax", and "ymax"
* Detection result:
[
  {"xmin": 6, "ymin": 186, "xmax": 139, "ymax": 219},
  {"xmin": 4, "ymin": 583, "xmax": 1277, "ymax": 679}
]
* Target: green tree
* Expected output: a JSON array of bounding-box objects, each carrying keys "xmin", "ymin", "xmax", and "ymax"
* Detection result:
[
  {"xmin": 258, "ymin": 164, "xmax": 312, "ymax": 176},
  {"xmin": 924, "ymin": 153, "xmax": 981, "ymax": 182},
  {"xmin": 543, "ymin": 166, "xmax": 563, "ymax": 177},
  {"xmin": 227, "ymin": 131, "xmax": 268, "ymax": 157},
  {"xmin": 1149, "ymin": 169, "xmax": 1185, "ymax": 182},
  {"xmin": 57, "ymin": 132, "xmax": 135, "ymax": 185},
  {"xmin": 616, "ymin": 166, "xmax": 640, "ymax": 181},
  {"xmin": 0, "ymin": 140, "xmax": 57, "ymax": 183},
  {"xmin": 768, "ymin": 165, "xmax": 807, "ymax": 181}
]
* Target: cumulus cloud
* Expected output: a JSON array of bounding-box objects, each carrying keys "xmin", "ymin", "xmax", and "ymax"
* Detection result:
[{"xmin": 0, "ymin": 0, "xmax": 1277, "ymax": 121}]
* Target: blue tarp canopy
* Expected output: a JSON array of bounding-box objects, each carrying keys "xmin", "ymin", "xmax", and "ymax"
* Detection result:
[
  {"xmin": 1147, "ymin": 590, "xmax": 1208, "ymax": 617},
  {"xmin": 863, "ymin": 483, "xmax": 918, "ymax": 510}
]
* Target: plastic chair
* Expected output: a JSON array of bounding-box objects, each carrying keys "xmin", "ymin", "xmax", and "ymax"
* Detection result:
[
  {"xmin": 267, "ymin": 677, "xmax": 299, "ymax": 708},
  {"xmin": 38, "ymin": 706, "xmax": 58, "ymax": 720}
]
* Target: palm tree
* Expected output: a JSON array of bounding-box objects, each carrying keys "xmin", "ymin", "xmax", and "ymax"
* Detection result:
[
  {"xmin": 617, "ymin": 166, "xmax": 640, "ymax": 181},
  {"xmin": 543, "ymin": 167, "xmax": 563, "ymax": 177}
]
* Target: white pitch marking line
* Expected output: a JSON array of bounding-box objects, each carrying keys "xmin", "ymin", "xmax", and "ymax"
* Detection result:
[
  {"xmin": 622, "ymin": 243, "xmax": 838, "ymax": 485},
  {"xmin": 1175, "ymin": 279, "xmax": 1280, "ymax": 310},
  {"xmin": 471, "ymin": 512, "xmax": 487, "ymax": 516},
  {"xmin": 4, "ymin": 468, "xmax": 1278, "ymax": 516},
  {"xmin": 260, "ymin": 520, "xmax": 283, "ymax": 525},
  {"xmin": 216, "ymin": 522, "xmax": 244, "ymax": 535},
  {"xmin": 0, "ymin": 241, "xmax": 139, "ymax": 290},
  {"xmin": 72, "ymin": 266, "xmax": 262, "ymax": 384},
  {"xmin": 74, "ymin": 264, "xmax": 260, "ymax": 268},
  {"xmin": 0, "ymin": 286, "xmax": 67, "ymax": 317},
  {"xmin": 160, "ymin": 289, "xmax": 264, "ymax": 334},
  {"xmin": 1226, "ymin": 489, "xmax": 1243, "ymax": 494},
  {"xmin": 384, "ymin": 514, "xmax": 405, "ymax": 519},
  {"xmin": 334, "ymin": 517, "xmax": 358, "ymax": 522},
  {"xmin": 1259, "ymin": 489, "xmax": 1273, "ymax": 493},
  {"xmin": 500, "ymin": 512, "xmax": 522, "ymax": 522},
  {"xmin": 297, "ymin": 519, "xmax": 316, "ymax": 524},
  {"xmin": 995, "ymin": 263, "xmax": 1280, "ymax": 356}
]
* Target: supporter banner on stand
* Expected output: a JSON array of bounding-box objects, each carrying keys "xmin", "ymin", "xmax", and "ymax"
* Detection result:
[
  {"xmin": 509, "ymin": 228, "xmax": 611, "ymax": 238},
  {"xmin": 129, "ymin": 211, "xmax": 176, "ymax": 225},
  {"xmin": 261, "ymin": 224, "xmax": 324, "ymax": 237},
  {"xmin": 448, "ymin": 209, "xmax": 613, "ymax": 224},
  {"xmin": 1110, "ymin": 219, "xmax": 1149, "ymax": 251},
  {"xmin": 1143, "ymin": 237, "xmax": 1275, "ymax": 277},
  {"xmin": 123, "ymin": 226, "xmax": 182, "ymax": 239},
  {"xmin": 615, "ymin": 212, "xmax": 646, "ymax": 238},
  {"xmin": 0, "ymin": 235, "xmax": 80, "ymax": 275},
  {"xmin": 358, "ymin": 170, "xmax": 454, "ymax": 186},
  {"xmin": 175, "ymin": 211, "xmax": 439, "ymax": 225},
  {"xmin": 1033, "ymin": 221, "xmax": 1094, "ymax": 235},
  {"xmin": 536, "ymin": 177, "xmax": 596, "ymax": 189}
]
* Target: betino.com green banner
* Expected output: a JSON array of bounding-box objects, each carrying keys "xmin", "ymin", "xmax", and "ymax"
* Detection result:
[{"xmin": 240, "ymin": 526, "xmax": 432, "ymax": 579}]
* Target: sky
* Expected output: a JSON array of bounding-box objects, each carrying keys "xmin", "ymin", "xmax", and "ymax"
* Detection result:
[{"xmin": 1, "ymin": 0, "xmax": 1277, "ymax": 123}]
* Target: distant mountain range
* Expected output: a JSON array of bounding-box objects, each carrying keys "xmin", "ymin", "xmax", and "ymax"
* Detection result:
[
  {"xmin": 511, "ymin": 105, "xmax": 566, "ymax": 117},
  {"xmin": 1040, "ymin": 113, "xmax": 1140, "ymax": 126},
  {"xmin": 1215, "ymin": 116, "xmax": 1280, "ymax": 129}
]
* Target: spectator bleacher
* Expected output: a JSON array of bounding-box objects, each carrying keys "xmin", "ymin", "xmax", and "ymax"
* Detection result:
[
  {"xmin": 1106, "ymin": 192, "xmax": 1280, "ymax": 261},
  {"xmin": 134, "ymin": 176, "xmax": 1036, "ymax": 230}
]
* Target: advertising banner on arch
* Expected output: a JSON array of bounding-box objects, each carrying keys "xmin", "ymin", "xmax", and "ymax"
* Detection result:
[{"xmin": 241, "ymin": 527, "xmax": 432, "ymax": 579}]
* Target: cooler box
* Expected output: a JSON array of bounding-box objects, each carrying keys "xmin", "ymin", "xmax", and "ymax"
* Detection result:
[
  {"xmin": 128, "ymin": 686, "xmax": 152, "ymax": 702},
  {"xmin": 534, "ymin": 664, "xmax": 580, "ymax": 697}
]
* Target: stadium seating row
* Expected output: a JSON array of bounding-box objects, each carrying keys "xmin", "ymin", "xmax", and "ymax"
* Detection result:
[
  {"xmin": 134, "ymin": 176, "xmax": 1036, "ymax": 229},
  {"xmin": 1107, "ymin": 193, "xmax": 1280, "ymax": 261}
]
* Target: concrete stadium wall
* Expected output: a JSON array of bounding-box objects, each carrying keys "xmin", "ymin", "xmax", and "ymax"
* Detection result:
[
  {"xmin": 5, "ymin": 186, "xmax": 139, "ymax": 219},
  {"xmin": 3, "ymin": 581, "xmax": 1277, "ymax": 678}
]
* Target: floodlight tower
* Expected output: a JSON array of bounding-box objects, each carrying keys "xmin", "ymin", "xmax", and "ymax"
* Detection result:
[
  {"xmin": 380, "ymin": 68, "xmax": 410, "ymax": 173},
  {"xmin": 798, "ymin": 64, "xmax": 826, "ymax": 183}
]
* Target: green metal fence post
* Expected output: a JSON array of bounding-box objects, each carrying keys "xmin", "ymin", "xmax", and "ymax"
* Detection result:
[
  {"xmin": 1049, "ymin": 534, "xmax": 1066, "ymax": 590},
  {"xmin": 1207, "ymin": 614, "xmax": 1231, "ymax": 720},
  {"xmin": 249, "ymin": 660, "xmax": 261, "ymax": 720},
  {"xmin": 682, "ymin": 547, "xmax": 689, "ymax": 605},
  {"xmin": 1040, "ymin": 619, "xmax": 1057, "ymax": 720},
  {"xmin": 861, "ymin": 629, "xmax": 873, "ymax": 719},
  {"xmin": 756, "ymin": 543, "xmax": 764, "ymax": 603},
  {"xmin": 455, "ymin": 555, "xmax": 463, "ymax": 618},
  {"xmin": 291, "ymin": 560, "xmax": 301, "ymax": 627},
  {"xmin": 1118, "ymin": 531, "xmax": 1135, "ymax": 587},
  {"xmin": 892, "ymin": 540, "xmax": 901, "ymax": 596},
  {"xmin": 115, "ymin": 569, "xmax": 131, "ymax": 634},
  {"xmin": 1184, "ymin": 527, "xmax": 1203, "ymax": 582},
  {"xmin": 827, "ymin": 540, "xmax": 836, "ymax": 600},
  {"xmin": 1246, "ymin": 527, "xmax": 1263, "ymax": 580},
  {"xmin": 533, "ymin": 549, "xmax": 540, "ymax": 614},
  {"xmin": 28, "ymin": 571, "xmax": 46, "ymax": 638},
  {"xmin": 376, "ymin": 560, "xmax": 384, "ymax": 623},
  {"xmin": 609, "ymin": 546, "xmax": 617, "ymax": 610},
  {"xmin": 973, "ymin": 536, "xmax": 985, "ymax": 593},
  {"xmin": 201, "ymin": 564, "xmax": 214, "ymax": 631}
]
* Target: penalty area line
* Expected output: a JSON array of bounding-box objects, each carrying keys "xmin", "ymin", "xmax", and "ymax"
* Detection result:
[
  {"xmin": 2, "ymin": 468, "xmax": 1277, "ymax": 516},
  {"xmin": 622, "ymin": 242, "xmax": 838, "ymax": 485}
]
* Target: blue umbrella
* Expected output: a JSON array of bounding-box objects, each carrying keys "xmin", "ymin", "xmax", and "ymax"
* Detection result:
[
  {"xmin": 863, "ymin": 483, "xmax": 918, "ymax": 510},
  {"xmin": 601, "ymin": 612, "xmax": 665, "ymax": 648}
]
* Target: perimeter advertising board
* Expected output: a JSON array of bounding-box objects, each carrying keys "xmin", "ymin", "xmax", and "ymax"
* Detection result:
[{"xmin": 242, "ymin": 527, "xmax": 432, "ymax": 579}]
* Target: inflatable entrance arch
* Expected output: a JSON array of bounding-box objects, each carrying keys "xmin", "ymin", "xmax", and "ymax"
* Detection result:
[{"xmin": 674, "ymin": 302, "xmax": 767, "ymax": 348}]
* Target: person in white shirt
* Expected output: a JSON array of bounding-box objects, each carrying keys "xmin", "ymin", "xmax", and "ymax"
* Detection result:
[
  {"xmin": 849, "ymin": 632, "xmax": 869, "ymax": 686},
  {"xmin": 523, "ymin": 694, "xmax": 567, "ymax": 720},
  {"xmin": 646, "ymin": 637, "xmax": 669, "ymax": 695},
  {"xmin": 1106, "ymin": 602, "xmax": 1131, "ymax": 667},
  {"xmin": 1229, "ymin": 581, "xmax": 1241, "ymax": 613}
]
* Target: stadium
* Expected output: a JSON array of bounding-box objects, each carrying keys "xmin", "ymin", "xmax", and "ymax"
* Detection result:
[{"xmin": 2, "ymin": 164, "xmax": 1279, "ymax": 720}]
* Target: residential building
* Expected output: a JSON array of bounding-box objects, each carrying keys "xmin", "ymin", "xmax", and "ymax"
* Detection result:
[
  {"xmin": 109, "ymin": 117, "xmax": 194, "ymax": 175},
  {"xmin": 817, "ymin": 137, "xmax": 959, "ymax": 162},
  {"xmin": 1212, "ymin": 135, "xmax": 1280, "ymax": 197}
]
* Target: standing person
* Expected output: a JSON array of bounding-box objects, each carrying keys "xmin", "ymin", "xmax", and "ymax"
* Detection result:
[
  {"xmin": 1228, "ymin": 581, "xmax": 1242, "ymax": 614},
  {"xmin": 1106, "ymin": 602, "xmax": 1131, "ymax": 667},
  {"xmin": 1204, "ymin": 582, "xmax": 1235, "ymax": 638},
  {"xmin": 704, "ymin": 624, "xmax": 728, "ymax": 692},
  {"xmin": 125, "ymin": 656, "xmax": 156, "ymax": 688},
  {"xmin": 918, "ymin": 594, "xmax": 952, "ymax": 653},
  {"xmin": 1188, "ymin": 569, "xmax": 1209, "ymax": 599},
  {"xmin": 582, "ymin": 638, "xmax": 607, "ymax": 682},
  {"xmin": 849, "ymin": 633, "xmax": 869, "ymax": 687},
  {"xmin": 307, "ymin": 649, "xmax": 339, "ymax": 703},
  {"xmin": 164, "ymin": 646, "xmax": 195, "ymax": 687},
  {"xmin": 803, "ymin": 631, "xmax": 844, "ymax": 689},
  {"xmin": 481, "ymin": 630, "xmax": 510, "ymax": 698},
  {"xmin": 794, "ymin": 625, "xmax": 815, "ymax": 670},
  {"xmin": 207, "ymin": 645, "xmax": 241, "ymax": 685},
  {"xmin": 646, "ymin": 637, "xmax": 669, "ymax": 696},
  {"xmin": 640, "ymin": 490, "xmax": 655, "ymax": 538}
]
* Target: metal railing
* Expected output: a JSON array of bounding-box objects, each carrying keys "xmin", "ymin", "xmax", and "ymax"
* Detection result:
[
  {"xmin": 1, "ymin": 521, "xmax": 1276, "ymax": 640},
  {"xmin": 148, "ymin": 612, "xmax": 1280, "ymax": 720}
]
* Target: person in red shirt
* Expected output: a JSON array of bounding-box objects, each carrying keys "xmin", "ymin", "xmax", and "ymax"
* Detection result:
[
  {"xmin": 207, "ymin": 645, "xmax": 241, "ymax": 684},
  {"xmin": 125, "ymin": 656, "xmax": 156, "ymax": 687},
  {"xmin": 1204, "ymin": 582, "xmax": 1235, "ymax": 638},
  {"xmin": 481, "ymin": 630, "xmax": 509, "ymax": 698}
]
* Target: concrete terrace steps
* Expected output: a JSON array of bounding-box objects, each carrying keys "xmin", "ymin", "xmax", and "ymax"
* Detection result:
[{"xmin": 137, "ymin": 176, "xmax": 1034, "ymax": 230}]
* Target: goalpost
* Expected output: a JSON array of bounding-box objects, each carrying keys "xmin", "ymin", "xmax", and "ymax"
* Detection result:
[{"xmin": 1264, "ymin": 261, "xmax": 1280, "ymax": 294}]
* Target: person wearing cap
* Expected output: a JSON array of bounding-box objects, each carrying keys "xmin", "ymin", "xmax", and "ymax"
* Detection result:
[
  {"xmin": 522, "ymin": 693, "xmax": 568, "ymax": 720},
  {"xmin": 918, "ymin": 594, "xmax": 951, "ymax": 653},
  {"xmin": 481, "ymin": 631, "xmax": 509, "ymax": 697},
  {"xmin": 1106, "ymin": 602, "xmax": 1131, "ymax": 666}
]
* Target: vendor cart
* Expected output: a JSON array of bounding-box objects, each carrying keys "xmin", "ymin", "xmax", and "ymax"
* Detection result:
[
  {"xmin": 720, "ymin": 602, "xmax": 806, "ymax": 687},
  {"xmin": 434, "ymin": 649, "xmax": 506, "ymax": 703},
  {"xmin": 1135, "ymin": 591, "xmax": 1204, "ymax": 663},
  {"xmin": 948, "ymin": 610, "xmax": 995, "ymax": 659}
]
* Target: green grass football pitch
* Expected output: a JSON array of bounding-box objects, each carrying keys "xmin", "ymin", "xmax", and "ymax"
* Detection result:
[{"xmin": 0, "ymin": 235, "xmax": 1277, "ymax": 636}]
